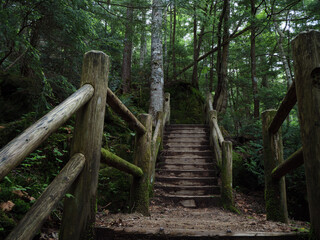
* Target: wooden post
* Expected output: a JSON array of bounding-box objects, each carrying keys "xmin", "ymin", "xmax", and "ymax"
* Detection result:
[
  {"xmin": 130, "ymin": 114, "xmax": 152, "ymax": 216},
  {"xmin": 262, "ymin": 110, "xmax": 288, "ymax": 223},
  {"xmin": 60, "ymin": 51, "xmax": 109, "ymax": 240},
  {"xmin": 164, "ymin": 93, "xmax": 170, "ymax": 124},
  {"xmin": 221, "ymin": 141, "xmax": 234, "ymax": 210},
  {"xmin": 209, "ymin": 110, "xmax": 222, "ymax": 166},
  {"xmin": 292, "ymin": 30, "xmax": 320, "ymax": 239},
  {"xmin": 150, "ymin": 111, "xmax": 163, "ymax": 186}
]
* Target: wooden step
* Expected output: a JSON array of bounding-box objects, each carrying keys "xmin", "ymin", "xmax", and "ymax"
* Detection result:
[
  {"xmin": 162, "ymin": 150, "xmax": 214, "ymax": 157},
  {"xmin": 155, "ymin": 194, "xmax": 221, "ymax": 208},
  {"xmin": 157, "ymin": 169, "xmax": 217, "ymax": 178},
  {"xmin": 155, "ymin": 176, "xmax": 218, "ymax": 186},
  {"xmin": 154, "ymin": 184, "xmax": 220, "ymax": 196},
  {"xmin": 96, "ymin": 227, "xmax": 309, "ymax": 240},
  {"xmin": 160, "ymin": 157, "xmax": 215, "ymax": 164},
  {"xmin": 157, "ymin": 162, "xmax": 216, "ymax": 170}
]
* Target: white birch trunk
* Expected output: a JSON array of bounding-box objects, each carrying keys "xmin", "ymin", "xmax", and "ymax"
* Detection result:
[{"xmin": 149, "ymin": 0, "xmax": 164, "ymax": 121}]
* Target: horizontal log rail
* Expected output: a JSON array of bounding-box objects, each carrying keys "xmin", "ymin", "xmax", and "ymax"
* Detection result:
[
  {"xmin": 0, "ymin": 84, "xmax": 94, "ymax": 181},
  {"xmin": 268, "ymin": 82, "xmax": 297, "ymax": 134},
  {"xmin": 271, "ymin": 147, "xmax": 303, "ymax": 180},
  {"xmin": 101, "ymin": 148, "xmax": 143, "ymax": 177},
  {"xmin": 106, "ymin": 88, "xmax": 146, "ymax": 135},
  {"xmin": 6, "ymin": 153, "xmax": 86, "ymax": 240}
]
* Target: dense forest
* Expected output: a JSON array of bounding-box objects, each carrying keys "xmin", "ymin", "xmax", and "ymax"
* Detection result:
[{"xmin": 0, "ymin": 0, "xmax": 320, "ymax": 238}]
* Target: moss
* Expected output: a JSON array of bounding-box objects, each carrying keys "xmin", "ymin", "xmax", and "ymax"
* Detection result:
[{"xmin": 167, "ymin": 82, "xmax": 205, "ymax": 124}]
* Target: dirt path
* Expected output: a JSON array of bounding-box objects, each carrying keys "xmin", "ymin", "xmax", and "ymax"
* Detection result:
[{"xmin": 95, "ymin": 191, "xmax": 309, "ymax": 234}]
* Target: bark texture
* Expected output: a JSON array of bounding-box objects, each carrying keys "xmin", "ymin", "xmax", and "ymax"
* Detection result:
[
  {"xmin": 121, "ymin": 4, "xmax": 134, "ymax": 93},
  {"xmin": 291, "ymin": 30, "xmax": 320, "ymax": 240},
  {"xmin": 149, "ymin": 0, "xmax": 164, "ymax": 121}
]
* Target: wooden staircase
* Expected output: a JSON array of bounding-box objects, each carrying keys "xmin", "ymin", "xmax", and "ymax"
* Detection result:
[{"xmin": 154, "ymin": 124, "xmax": 221, "ymax": 208}]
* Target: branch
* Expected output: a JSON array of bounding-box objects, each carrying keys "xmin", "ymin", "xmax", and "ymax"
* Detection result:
[{"xmin": 175, "ymin": 26, "xmax": 251, "ymax": 77}]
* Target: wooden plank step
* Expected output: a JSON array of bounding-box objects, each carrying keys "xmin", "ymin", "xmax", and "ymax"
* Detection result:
[
  {"xmin": 155, "ymin": 194, "xmax": 221, "ymax": 208},
  {"xmin": 154, "ymin": 184, "xmax": 220, "ymax": 195},
  {"xmin": 155, "ymin": 176, "xmax": 218, "ymax": 186},
  {"xmin": 157, "ymin": 169, "xmax": 217, "ymax": 178},
  {"xmin": 96, "ymin": 227, "xmax": 309, "ymax": 240},
  {"xmin": 157, "ymin": 162, "xmax": 216, "ymax": 170}
]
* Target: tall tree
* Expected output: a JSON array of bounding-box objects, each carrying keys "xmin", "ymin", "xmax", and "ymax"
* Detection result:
[
  {"xmin": 149, "ymin": 0, "xmax": 164, "ymax": 121},
  {"xmin": 213, "ymin": 0, "xmax": 230, "ymax": 113},
  {"xmin": 251, "ymin": 0, "xmax": 259, "ymax": 118},
  {"xmin": 139, "ymin": 9, "xmax": 147, "ymax": 68},
  {"xmin": 121, "ymin": 2, "xmax": 134, "ymax": 93}
]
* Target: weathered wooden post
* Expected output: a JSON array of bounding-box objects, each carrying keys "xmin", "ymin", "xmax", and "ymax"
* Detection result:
[
  {"xmin": 292, "ymin": 30, "xmax": 320, "ymax": 239},
  {"xmin": 209, "ymin": 110, "xmax": 222, "ymax": 166},
  {"xmin": 164, "ymin": 93, "xmax": 171, "ymax": 124},
  {"xmin": 221, "ymin": 141, "xmax": 234, "ymax": 210},
  {"xmin": 130, "ymin": 114, "xmax": 152, "ymax": 216},
  {"xmin": 262, "ymin": 110, "xmax": 288, "ymax": 223},
  {"xmin": 60, "ymin": 51, "xmax": 109, "ymax": 239}
]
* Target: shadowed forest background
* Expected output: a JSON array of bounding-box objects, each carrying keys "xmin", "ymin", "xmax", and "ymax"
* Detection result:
[{"xmin": 0, "ymin": 0, "xmax": 320, "ymax": 238}]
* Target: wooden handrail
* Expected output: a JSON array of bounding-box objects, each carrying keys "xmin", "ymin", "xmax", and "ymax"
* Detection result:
[
  {"xmin": 106, "ymin": 88, "xmax": 146, "ymax": 135},
  {"xmin": 0, "ymin": 84, "xmax": 94, "ymax": 181},
  {"xmin": 271, "ymin": 147, "xmax": 303, "ymax": 180},
  {"xmin": 268, "ymin": 82, "xmax": 297, "ymax": 134},
  {"xmin": 6, "ymin": 153, "xmax": 85, "ymax": 240},
  {"xmin": 101, "ymin": 148, "xmax": 143, "ymax": 177}
]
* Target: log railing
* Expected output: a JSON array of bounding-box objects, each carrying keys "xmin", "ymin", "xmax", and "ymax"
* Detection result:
[
  {"xmin": 0, "ymin": 50, "xmax": 109, "ymax": 240},
  {"xmin": 205, "ymin": 93, "xmax": 234, "ymax": 210},
  {"xmin": 262, "ymin": 30, "xmax": 320, "ymax": 239},
  {"xmin": 0, "ymin": 50, "xmax": 171, "ymax": 240}
]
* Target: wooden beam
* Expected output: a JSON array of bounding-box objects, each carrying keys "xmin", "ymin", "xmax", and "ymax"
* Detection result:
[
  {"xmin": 268, "ymin": 82, "xmax": 297, "ymax": 134},
  {"xmin": 271, "ymin": 147, "xmax": 303, "ymax": 180},
  {"xmin": 60, "ymin": 51, "xmax": 109, "ymax": 240},
  {"xmin": 6, "ymin": 153, "xmax": 85, "ymax": 240},
  {"xmin": 0, "ymin": 84, "xmax": 94, "ymax": 181},
  {"xmin": 101, "ymin": 148, "xmax": 143, "ymax": 178},
  {"xmin": 106, "ymin": 88, "xmax": 146, "ymax": 135},
  {"xmin": 292, "ymin": 30, "xmax": 320, "ymax": 239}
]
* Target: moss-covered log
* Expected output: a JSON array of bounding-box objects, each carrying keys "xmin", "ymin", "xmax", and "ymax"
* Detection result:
[
  {"xmin": 262, "ymin": 110, "xmax": 288, "ymax": 223},
  {"xmin": 101, "ymin": 148, "xmax": 143, "ymax": 177},
  {"xmin": 221, "ymin": 141, "xmax": 234, "ymax": 210},
  {"xmin": 60, "ymin": 51, "xmax": 109, "ymax": 240},
  {"xmin": 130, "ymin": 114, "xmax": 152, "ymax": 216},
  {"xmin": 292, "ymin": 30, "xmax": 320, "ymax": 239},
  {"xmin": 6, "ymin": 153, "xmax": 85, "ymax": 240},
  {"xmin": 106, "ymin": 88, "xmax": 146, "ymax": 135},
  {"xmin": 271, "ymin": 147, "xmax": 303, "ymax": 181}
]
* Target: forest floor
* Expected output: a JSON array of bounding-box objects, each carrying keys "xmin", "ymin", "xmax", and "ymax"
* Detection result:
[{"xmin": 95, "ymin": 190, "xmax": 309, "ymax": 235}]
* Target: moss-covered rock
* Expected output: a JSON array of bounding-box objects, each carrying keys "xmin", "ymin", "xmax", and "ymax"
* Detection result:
[{"xmin": 167, "ymin": 82, "xmax": 205, "ymax": 124}]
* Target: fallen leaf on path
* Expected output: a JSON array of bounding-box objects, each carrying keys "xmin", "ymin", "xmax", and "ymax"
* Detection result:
[{"xmin": 0, "ymin": 200, "xmax": 15, "ymax": 212}]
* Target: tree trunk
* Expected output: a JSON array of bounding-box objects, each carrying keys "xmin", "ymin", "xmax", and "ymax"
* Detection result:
[
  {"xmin": 251, "ymin": 0, "xmax": 259, "ymax": 118},
  {"xmin": 172, "ymin": 1, "xmax": 177, "ymax": 82},
  {"xmin": 209, "ymin": 1, "xmax": 218, "ymax": 92},
  {"xmin": 274, "ymin": 21, "xmax": 293, "ymax": 87},
  {"xmin": 213, "ymin": 0, "xmax": 229, "ymax": 113},
  {"xmin": 192, "ymin": 3, "xmax": 199, "ymax": 89},
  {"xmin": 139, "ymin": 9, "xmax": 147, "ymax": 68},
  {"xmin": 149, "ymin": 0, "xmax": 164, "ymax": 122},
  {"xmin": 121, "ymin": 4, "xmax": 134, "ymax": 94}
]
